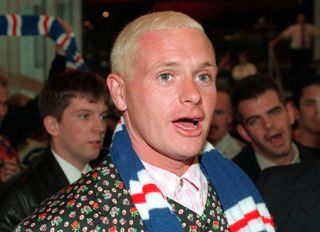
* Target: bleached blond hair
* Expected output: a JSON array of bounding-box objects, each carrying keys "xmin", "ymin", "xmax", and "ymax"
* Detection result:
[{"xmin": 110, "ymin": 11, "xmax": 210, "ymax": 79}]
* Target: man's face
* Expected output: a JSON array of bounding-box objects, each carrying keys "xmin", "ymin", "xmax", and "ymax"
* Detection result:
[
  {"xmin": 207, "ymin": 91, "xmax": 232, "ymax": 145},
  {"xmin": 298, "ymin": 84, "xmax": 320, "ymax": 134},
  {"xmin": 237, "ymin": 90, "xmax": 294, "ymax": 160},
  {"xmin": 0, "ymin": 85, "xmax": 8, "ymax": 124},
  {"xmin": 51, "ymin": 97, "xmax": 108, "ymax": 168},
  {"xmin": 297, "ymin": 14, "xmax": 306, "ymax": 24},
  {"xmin": 119, "ymin": 28, "xmax": 217, "ymax": 164}
]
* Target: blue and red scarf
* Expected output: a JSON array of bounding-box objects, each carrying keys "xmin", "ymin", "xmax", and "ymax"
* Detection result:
[
  {"xmin": 110, "ymin": 121, "xmax": 275, "ymax": 232},
  {"xmin": 0, "ymin": 14, "xmax": 88, "ymax": 71}
]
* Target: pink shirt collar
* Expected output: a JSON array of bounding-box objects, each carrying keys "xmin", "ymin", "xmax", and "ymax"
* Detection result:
[{"xmin": 142, "ymin": 157, "xmax": 208, "ymax": 215}]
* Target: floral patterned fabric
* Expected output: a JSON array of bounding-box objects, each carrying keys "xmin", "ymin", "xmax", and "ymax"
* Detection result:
[
  {"xmin": 167, "ymin": 184, "xmax": 229, "ymax": 232},
  {"xmin": 15, "ymin": 155, "xmax": 146, "ymax": 232},
  {"xmin": 15, "ymin": 153, "xmax": 231, "ymax": 232}
]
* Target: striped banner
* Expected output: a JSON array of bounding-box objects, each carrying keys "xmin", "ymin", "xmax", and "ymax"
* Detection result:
[{"xmin": 0, "ymin": 14, "xmax": 89, "ymax": 71}]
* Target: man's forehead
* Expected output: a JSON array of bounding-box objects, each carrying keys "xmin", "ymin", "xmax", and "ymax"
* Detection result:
[
  {"xmin": 239, "ymin": 91, "xmax": 282, "ymax": 112},
  {"xmin": 302, "ymin": 84, "xmax": 320, "ymax": 96},
  {"xmin": 69, "ymin": 95, "xmax": 107, "ymax": 106}
]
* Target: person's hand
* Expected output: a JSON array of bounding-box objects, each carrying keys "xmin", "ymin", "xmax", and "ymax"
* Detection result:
[
  {"xmin": 57, "ymin": 17, "xmax": 73, "ymax": 36},
  {"xmin": 0, "ymin": 158, "xmax": 20, "ymax": 182},
  {"xmin": 56, "ymin": 18, "xmax": 74, "ymax": 55}
]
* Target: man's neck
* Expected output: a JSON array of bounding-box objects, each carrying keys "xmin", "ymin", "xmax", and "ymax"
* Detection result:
[
  {"xmin": 51, "ymin": 148, "xmax": 91, "ymax": 184},
  {"xmin": 131, "ymin": 142, "xmax": 196, "ymax": 177},
  {"xmin": 254, "ymin": 144, "xmax": 297, "ymax": 167},
  {"xmin": 51, "ymin": 146, "xmax": 87, "ymax": 171}
]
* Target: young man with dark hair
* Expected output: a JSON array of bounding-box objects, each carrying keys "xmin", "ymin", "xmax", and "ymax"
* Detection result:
[
  {"xmin": 292, "ymin": 76, "xmax": 320, "ymax": 149},
  {"xmin": 0, "ymin": 70, "xmax": 109, "ymax": 231},
  {"xmin": 232, "ymin": 75, "xmax": 319, "ymax": 183}
]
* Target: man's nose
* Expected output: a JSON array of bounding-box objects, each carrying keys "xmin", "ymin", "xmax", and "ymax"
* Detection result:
[
  {"xmin": 93, "ymin": 117, "xmax": 107, "ymax": 133},
  {"xmin": 179, "ymin": 78, "xmax": 201, "ymax": 105},
  {"xmin": 262, "ymin": 116, "xmax": 273, "ymax": 129}
]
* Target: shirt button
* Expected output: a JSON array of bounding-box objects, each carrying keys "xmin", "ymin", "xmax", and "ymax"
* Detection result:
[{"xmin": 179, "ymin": 179, "xmax": 183, "ymax": 187}]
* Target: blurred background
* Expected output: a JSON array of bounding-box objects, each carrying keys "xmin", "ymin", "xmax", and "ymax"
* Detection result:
[{"xmin": 0, "ymin": 0, "xmax": 319, "ymax": 96}]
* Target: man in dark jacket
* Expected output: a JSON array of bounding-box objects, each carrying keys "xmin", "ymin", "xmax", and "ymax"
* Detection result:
[
  {"xmin": 257, "ymin": 161, "xmax": 320, "ymax": 231},
  {"xmin": 231, "ymin": 76, "xmax": 319, "ymax": 183},
  {"xmin": 0, "ymin": 70, "xmax": 109, "ymax": 231},
  {"xmin": 0, "ymin": 18, "xmax": 73, "ymax": 186}
]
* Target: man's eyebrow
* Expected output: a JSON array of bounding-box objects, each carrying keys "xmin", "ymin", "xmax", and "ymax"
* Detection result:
[
  {"xmin": 200, "ymin": 62, "xmax": 217, "ymax": 69},
  {"xmin": 73, "ymin": 109, "xmax": 92, "ymax": 113},
  {"xmin": 303, "ymin": 98, "xmax": 317, "ymax": 102},
  {"xmin": 152, "ymin": 61, "xmax": 217, "ymax": 69},
  {"xmin": 145, "ymin": 61, "xmax": 178, "ymax": 74},
  {"xmin": 243, "ymin": 105, "xmax": 283, "ymax": 124},
  {"xmin": 266, "ymin": 105, "xmax": 283, "ymax": 114},
  {"xmin": 146, "ymin": 61, "xmax": 217, "ymax": 74},
  {"xmin": 153, "ymin": 61, "xmax": 179, "ymax": 69}
]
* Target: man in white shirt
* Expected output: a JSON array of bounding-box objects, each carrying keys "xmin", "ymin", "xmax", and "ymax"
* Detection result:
[
  {"xmin": 207, "ymin": 81, "xmax": 245, "ymax": 159},
  {"xmin": 0, "ymin": 70, "xmax": 109, "ymax": 231},
  {"xmin": 269, "ymin": 13, "xmax": 320, "ymax": 91},
  {"xmin": 232, "ymin": 51, "xmax": 257, "ymax": 81},
  {"xmin": 269, "ymin": 13, "xmax": 320, "ymax": 50}
]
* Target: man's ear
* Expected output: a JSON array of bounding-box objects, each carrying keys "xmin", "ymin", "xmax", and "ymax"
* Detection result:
[
  {"xmin": 106, "ymin": 73, "xmax": 127, "ymax": 112},
  {"xmin": 43, "ymin": 116, "xmax": 59, "ymax": 137},
  {"xmin": 236, "ymin": 124, "xmax": 252, "ymax": 143}
]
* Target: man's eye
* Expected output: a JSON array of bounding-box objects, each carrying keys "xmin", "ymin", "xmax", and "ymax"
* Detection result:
[
  {"xmin": 100, "ymin": 113, "xmax": 108, "ymax": 121},
  {"xmin": 159, "ymin": 73, "xmax": 172, "ymax": 81},
  {"xmin": 197, "ymin": 74, "xmax": 210, "ymax": 81},
  {"xmin": 304, "ymin": 100, "xmax": 316, "ymax": 107},
  {"xmin": 79, "ymin": 114, "xmax": 89, "ymax": 120},
  {"xmin": 214, "ymin": 110, "xmax": 225, "ymax": 116},
  {"xmin": 247, "ymin": 118, "xmax": 258, "ymax": 126},
  {"xmin": 269, "ymin": 107, "xmax": 282, "ymax": 116}
]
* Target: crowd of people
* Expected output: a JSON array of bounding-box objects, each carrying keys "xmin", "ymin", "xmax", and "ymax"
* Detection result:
[{"xmin": 0, "ymin": 9, "xmax": 319, "ymax": 232}]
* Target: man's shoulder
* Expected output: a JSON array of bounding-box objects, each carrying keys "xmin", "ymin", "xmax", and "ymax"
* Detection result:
[
  {"xmin": 261, "ymin": 160, "xmax": 320, "ymax": 178},
  {"xmin": 227, "ymin": 134, "xmax": 245, "ymax": 148},
  {"xmin": 0, "ymin": 149, "xmax": 70, "ymax": 209},
  {"xmin": 257, "ymin": 161, "xmax": 320, "ymax": 231},
  {"xmin": 232, "ymin": 145, "xmax": 261, "ymax": 183},
  {"xmin": 217, "ymin": 134, "xmax": 245, "ymax": 159},
  {"xmin": 15, "ymin": 154, "xmax": 130, "ymax": 230},
  {"xmin": 258, "ymin": 161, "xmax": 320, "ymax": 190}
]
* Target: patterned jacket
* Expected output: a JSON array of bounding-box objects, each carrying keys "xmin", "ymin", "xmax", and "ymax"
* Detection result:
[
  {"xmin": 15, "ymin": 124, "xmax": 274, "ymax": 231},
  {"xmin": 15, "ymin": 154, "xmax": 145, "ymax": 231}
]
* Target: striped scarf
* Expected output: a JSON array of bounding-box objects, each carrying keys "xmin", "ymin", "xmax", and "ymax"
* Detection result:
[
  {"xmin": 0, "ymin": 14, "xmax": 88, "ymax": 71},
  {"xmin": 110, "ymin": 121, "xmax": 275, "ymax": 232}
]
